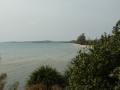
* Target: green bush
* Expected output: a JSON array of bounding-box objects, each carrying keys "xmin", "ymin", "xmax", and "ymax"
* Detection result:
[
  {"xmin": 0, "ymin": 73, "xmax": 7, "ymax": 90},
  {"xmin": 66, "ymin": 20, "xmax": 120, "ymax": 90},
  {"xmin": 27, "ymin": 65, "xmax": 66, "ymax": 89}
]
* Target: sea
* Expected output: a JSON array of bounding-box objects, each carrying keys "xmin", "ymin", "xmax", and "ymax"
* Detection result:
[{"xmin": 0, "ymin": 42, "xmax": 81, "ymax": 90}]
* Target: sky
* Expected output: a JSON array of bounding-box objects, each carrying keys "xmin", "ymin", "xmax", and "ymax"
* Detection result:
[{"xmin": 0, "ymin": 0, "xmax": 120, "ymax": 42}]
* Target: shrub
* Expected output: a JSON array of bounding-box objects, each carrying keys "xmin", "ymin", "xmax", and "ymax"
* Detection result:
[
  {"xmin": 0, "ymin": 73, "xmax": 7, "ymax": 90},
  {"xmin": 66, "ymin": 20, "xmax": 120, "ymax": 90},
  {"xmin": 26, "ymin": 84, "xmax": 62, "ymax": 90},
  {"xmin": 26, "ymin": 83, "xmax": 47, "ymax": 90},
  {"xmin": 27, "ymin": 65, "xmax": 66, "ymax": 90}
]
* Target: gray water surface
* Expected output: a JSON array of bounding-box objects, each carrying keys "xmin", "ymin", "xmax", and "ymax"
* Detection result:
[{"xmin": 0, "ymin": 42, "xmax": 80, "ymax": 89}]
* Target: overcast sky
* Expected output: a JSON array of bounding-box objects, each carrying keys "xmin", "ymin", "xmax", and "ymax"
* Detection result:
[{"xmin": 0, "ymin": 0, "xmax": 120, "ymax": 42}]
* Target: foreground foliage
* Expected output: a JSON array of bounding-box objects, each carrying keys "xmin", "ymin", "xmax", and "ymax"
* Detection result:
[
  {"xmin": 66, "ymin": 20, "xmax": 120, "ymax": 90},
  {"xmin": 26, "ymin": 84, "xmax": 62, "ymax": 90},
  {"xmin": 0, "ymin": 73, "xmax": 7, "ymax": 90},
  {"xmin": 27, "ymin": 65, "xmax": 66, "ymax": 90}
]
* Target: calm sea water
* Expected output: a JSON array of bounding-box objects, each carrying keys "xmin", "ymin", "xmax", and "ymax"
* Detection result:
[{"xmin": 0, "ymin": 42, "xmax": 80, "ymax": 89}]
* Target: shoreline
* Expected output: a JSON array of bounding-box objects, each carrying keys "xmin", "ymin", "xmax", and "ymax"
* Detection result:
[{"xmin": 73, "ymin": 43, "xmax": 92, "ymax": 48}]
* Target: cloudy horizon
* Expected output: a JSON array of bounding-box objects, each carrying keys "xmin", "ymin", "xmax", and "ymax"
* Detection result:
[{"xmin": 0, "ymin": 0, "xmax": 120, "ymax": 42}]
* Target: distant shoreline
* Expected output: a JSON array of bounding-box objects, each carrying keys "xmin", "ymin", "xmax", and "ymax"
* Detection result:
[
  {"xmin": 0, "ymin": 41, "xmax": 72, "ymax": 43},
  {"xmin": 73, "ymin": 43, "xmax": 93, "ymax": 48}
]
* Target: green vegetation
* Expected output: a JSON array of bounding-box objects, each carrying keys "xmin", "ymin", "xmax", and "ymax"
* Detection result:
[
  {"xmin": 26, "ymin": 20, "xmax": 120, "ymax": 90},
  {"xmin": 0, "ymin": 73, "xmax": 19, "ymax": 90},
  {"xmin": 0, "ymin": 73, "xmax": 7, "ymax": 90},
  {"xmin": 1, "ymin": 20, "xmax": 120, "ymax": 90},
  {"xmin": 27, "ymin": 65, "xmax": 66, "ymax": 90},
  {"xmin": 74, "ymin": 33, "xmax": 94, "ymax": 45},
  {"xmin": 65, "ymin": 20, "xmax": 120, "ymax": 90},
  {"xmin": 76, "ymin": 33, "xmax": 86, "ymax": 45}
]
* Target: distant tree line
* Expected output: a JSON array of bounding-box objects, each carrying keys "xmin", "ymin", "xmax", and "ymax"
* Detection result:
[{"xmin": 71, "ymin": 33, "xmax": 96, "ymax": 45}]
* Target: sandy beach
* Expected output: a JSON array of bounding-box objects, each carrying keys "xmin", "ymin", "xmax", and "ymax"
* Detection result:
[{"xmin": 73, "ymin": 43, "xmax": 92, "ymax": 49}]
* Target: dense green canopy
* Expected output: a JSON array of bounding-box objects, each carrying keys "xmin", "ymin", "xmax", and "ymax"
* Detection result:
[
  {"xmin": 65, "ymin": 20, "xmax": 120, "ymax": 90},
  {"xmin": 27, "ymin": 65, "xmax": 66, "ymax": 89}
]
